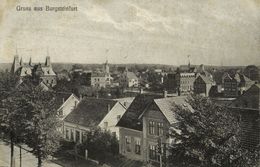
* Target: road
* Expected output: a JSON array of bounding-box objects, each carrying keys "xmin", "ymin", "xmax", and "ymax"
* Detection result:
[{"xmin": 0, "ymin": 140, "xmax": 62, "ymax": 167}]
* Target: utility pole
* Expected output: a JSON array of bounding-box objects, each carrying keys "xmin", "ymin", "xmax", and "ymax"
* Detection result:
[
  {"xmin": 157, "ymin": 138, "xmax": 163, "ymax": 167},
  {"xmin": 20, "ymin": 145, "xmax": 22, "ymax": 167}
]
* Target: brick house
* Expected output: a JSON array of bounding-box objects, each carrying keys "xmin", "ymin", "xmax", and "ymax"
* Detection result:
[
  {"xmin": 193, "ymin": 74, "xmax": 215, "ymax": 97},
  {"xmin": 117, "ymin": 94, "xmax": 193, "ymax": 164},
  {"xmin": 229, "ymin": 84, "xmax": 260, "ymax": 149},
  {"xmin": 63, "ymin": 98, "xmax": 126, "ymax": 143},
  {"xmin": 223, "ymin": 73, "xmax": 254, "ymax": 97}
]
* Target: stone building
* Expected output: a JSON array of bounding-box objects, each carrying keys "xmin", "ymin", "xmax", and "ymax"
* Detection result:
[{"xmin": 11, "ymin": 55, "xmax": 57, "ymax": 87}]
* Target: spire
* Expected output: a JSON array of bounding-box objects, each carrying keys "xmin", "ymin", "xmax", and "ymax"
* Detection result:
[
  {"xmin": 20, "ymin": 57, "xmax": 23, "ymax": 66},
  {"xmin": 29, "ymin": 57, "xmax": 32, "ymax": 66},
  {"xmin": 11, "ymin": 55, "xmax": 20, "ymax": 74},
  {"xmin": 45, "ymin": 47, "xmax": 51, "ymax": 67},
  {"xmin": 45, "ymin": 56, "xmax": 51, "ymax": 67},
  {"xmin": 187, "ymin": 55, "xmax": 191, "ymax": 69}
]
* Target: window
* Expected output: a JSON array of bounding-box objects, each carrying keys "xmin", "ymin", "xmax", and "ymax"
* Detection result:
[
  {"xmin": 149, "ymin": 145, "xmax": 157, "ymax": 160},
  {"xmin": 157, "ymin": 122, "xmax": 164, "ymax": 136},
  {"xmin": 70, "ymin": 129, "xmax": 74, "ymax": 141},
  {"xmin": 117, "ymin": 115, "xmax": 121, "ymax": 121},
  {"xmin": 134, "ymin": 138, "xmax": 141, "ymax": 155},
  {"xmin": 65, "ymin": 128, "xmax": 70, "ymax": 140},
  {"xmin": 75, "ymin": 130, "xmax": 80, "ymax": 143},
  {"xmin": 125, "ymin": 136, "xmax": 131, "ymax": 152},
  {"xmin": 149, "ymin": 121, "xmax": 155, "ymax": 135},
  {"xmin": 82, "ymin": 132, "xmax": 86, "ymax": 142}
]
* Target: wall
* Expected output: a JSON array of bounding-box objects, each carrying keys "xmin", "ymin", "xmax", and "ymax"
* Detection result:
[
  {"xmin": 63, "ymin": 121, "xmax": 90, "ymax": 143},
  {"xmin": 98, "ymin": 102, "xmax": 126, "ymax": 138},
  {"xmin": 143, "ymin": 103, "xmax": 170, "ymax": 163},
  {"xmin": 119, "ymin": 127, "xmax": 143, "ymax": 161}
]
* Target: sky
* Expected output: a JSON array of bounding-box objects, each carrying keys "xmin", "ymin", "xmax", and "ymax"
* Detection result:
[{"xmin": 0, "ymin": 0, "xmax": 259, "ymax": 66}]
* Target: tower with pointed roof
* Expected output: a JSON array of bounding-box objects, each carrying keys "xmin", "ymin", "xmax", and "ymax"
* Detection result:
[{"xmin": 11, "ymin": 55, "xmax": 20, "ymax": 74}]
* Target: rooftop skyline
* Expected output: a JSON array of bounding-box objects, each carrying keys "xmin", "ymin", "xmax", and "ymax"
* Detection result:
[{"xmin": 0, "ymin": 0, "xmax": 260, "ymax": 66}]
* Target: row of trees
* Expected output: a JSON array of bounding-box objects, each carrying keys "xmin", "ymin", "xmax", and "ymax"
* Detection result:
[{"xmin": 0, "ymin": 72, "xmax": 62, "ymax": 167}]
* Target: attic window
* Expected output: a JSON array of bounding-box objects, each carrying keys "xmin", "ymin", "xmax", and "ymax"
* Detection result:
[{"xmin": 47, "ymin": 70, "xmax": 50, "ymax": 74}]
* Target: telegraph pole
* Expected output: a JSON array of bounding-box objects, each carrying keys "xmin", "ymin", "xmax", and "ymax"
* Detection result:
[{"xmin": 20, "ymin": 145, "xmax": 22, "ymax": 167}]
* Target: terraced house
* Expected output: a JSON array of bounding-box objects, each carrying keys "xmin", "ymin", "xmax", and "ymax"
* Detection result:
[{"xmin": 117, "ymin": 93, "xmax": 193, "ymax": 164}]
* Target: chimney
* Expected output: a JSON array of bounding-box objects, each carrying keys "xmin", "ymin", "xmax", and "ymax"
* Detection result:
[
  {"xmin": 62, "ymin": 98, "xmax": 65, "ymax": 103},
  {"xmin": 139, "ymin": 88, "xmax": 143, "ymax": 94},
  {"xmin": 107, "ymin": 104, "xmax": 111, "ymax": 112},
  {"xmin": 163, "ymin": 90, "xmax": 168, "ymax": 98},
  {"xmin": 79, "ymin": 94, "xmax": 83, "ymax": 101}
]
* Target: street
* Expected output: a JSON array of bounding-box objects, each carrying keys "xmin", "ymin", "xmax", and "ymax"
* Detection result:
[{"xmin": 0, "ymin": 140, "xmax": 62, "ymax": 167}]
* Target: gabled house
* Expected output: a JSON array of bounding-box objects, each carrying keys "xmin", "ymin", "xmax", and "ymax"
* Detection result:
[
  {"xmin": 56, "ymin": 92, "xmax": 80, "ymax": 119},
  {"xmin": 223, "ymin": 73, "xmax": 254, "ymax": 97},
  {"xmin": 116, "ymin": 94, "xmax": 193, "ymax": 164},
  {"xmin": 119, "ymin": 69, "xmax": 139, "ymax": 88},
  {"xmin": 193, "ymin": 74, "xmax": 215, "ymax": 97},
  {"xmin": 63, "ymin": 98, "xmax": 127, "ymax": 143}
]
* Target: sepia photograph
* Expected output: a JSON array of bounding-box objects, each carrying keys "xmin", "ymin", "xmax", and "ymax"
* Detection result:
[{"xmin": 0, "ymin": 0, "xmax": 260, "ymax": 166}]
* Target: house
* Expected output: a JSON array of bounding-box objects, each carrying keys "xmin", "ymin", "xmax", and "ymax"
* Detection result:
[
  {"xmin": 116, "ymin": 93, "xmax": 193, "ymax": 164},
  {"xmin": 90, "ymin": 60, "xmax": 111, "ymax": 88},
  {"xmin": 119, "ymin": 68, "xmax": 139, "ymax": 88},
  {"xmin": 11, "ymin": 55, "xmax": 57, "ymax": 87},
  {"xmin": 63, "ymin": 98, "xmax": 126, "ymax": 143},
  {"xmin": 91, "ymin": 72, "xmax": 111, "ymax": 88},
  {"xmin": 193, "ymin": 74, "xmax": 215, "ymax": 97},
  {"xmin": 223, "ymin": 73, "xmax": 254, "ymax": 97},
  {"xmin": 229, "ymin": 84, "xmax": 260, "ymax": 149},
  {"xmin": 56, "ymin": 92, "xmax": 80, "ymax": 120}
]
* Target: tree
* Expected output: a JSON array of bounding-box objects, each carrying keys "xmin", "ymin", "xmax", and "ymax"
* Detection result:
[
  {"xmin": 168, "ymin": 95, "xmax": 259, "ymax": 167},
  {"xmin": 0, "ymin": 72, "xmax": 27, "ymax": 167},
  {"xmin": 80, "ymin": 128, "xmax": 119, "ymax": 164},
  {"xmin": 23, "ymin": 88, "xmax": 62, "ymax": 167}
]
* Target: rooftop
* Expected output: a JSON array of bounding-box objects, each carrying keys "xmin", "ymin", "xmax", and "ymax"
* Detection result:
[{"xmin": 64, "ymin": 98, "xmax": 117, "ymax": 127}]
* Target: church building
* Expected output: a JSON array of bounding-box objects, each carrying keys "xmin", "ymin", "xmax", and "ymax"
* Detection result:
[{"xmin": 11, "ymin": 55, "xmax": 57, "ymax": 87}]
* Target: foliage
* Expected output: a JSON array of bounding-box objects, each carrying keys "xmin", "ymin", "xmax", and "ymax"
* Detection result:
[
  {"xmin": 168, "ymin": 95, "xmax": 259, "ymax": 167},
  {"xmin": 22, "ymin": 88, "xmax": 62, "ymax": 166},
  {"xmin": 79, "ymin": 128, "xmax": 119, "ymax": 164}
]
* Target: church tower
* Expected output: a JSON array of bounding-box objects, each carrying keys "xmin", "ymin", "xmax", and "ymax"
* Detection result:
[
  {"xmin": 11, "ymin": 55, "xmax": 20, "ymax": 74},
  {"xmin": 104, "ymin": 60, "xmax": 109, "ymax": 74}
]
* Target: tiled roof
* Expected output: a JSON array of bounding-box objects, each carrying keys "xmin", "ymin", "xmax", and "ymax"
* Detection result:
[
  {"xmin": 91, "ymin": 72, "xmax": 107, "ymax": 77},
  {"xmin": 197, "ymin": 74, "xmax": 214, "ymax": 84},
  {"xmin": 64, "ymin": 98, "xmax": 117, "ymax": 127},
  {"xmin": 116, "ymin": 94, "xmax": 162, "ymax": 131},
  {"xmin": 16, "ymin": 66, "xmax": 32, "ymax": 77},
  {"xmin": 154, "ymin": 96, "xmax": 194, "ymax": 124},
  {"xmin": 126, "ymin": 72, "xmax": 138, "ymax": 80},
  {"xmin": 41, "ymin": 66, "xmax": 56, "ymax": 76},
  {"xmin": 55, "ymin": 92, "xmax": 76, "ymax": 108}
]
